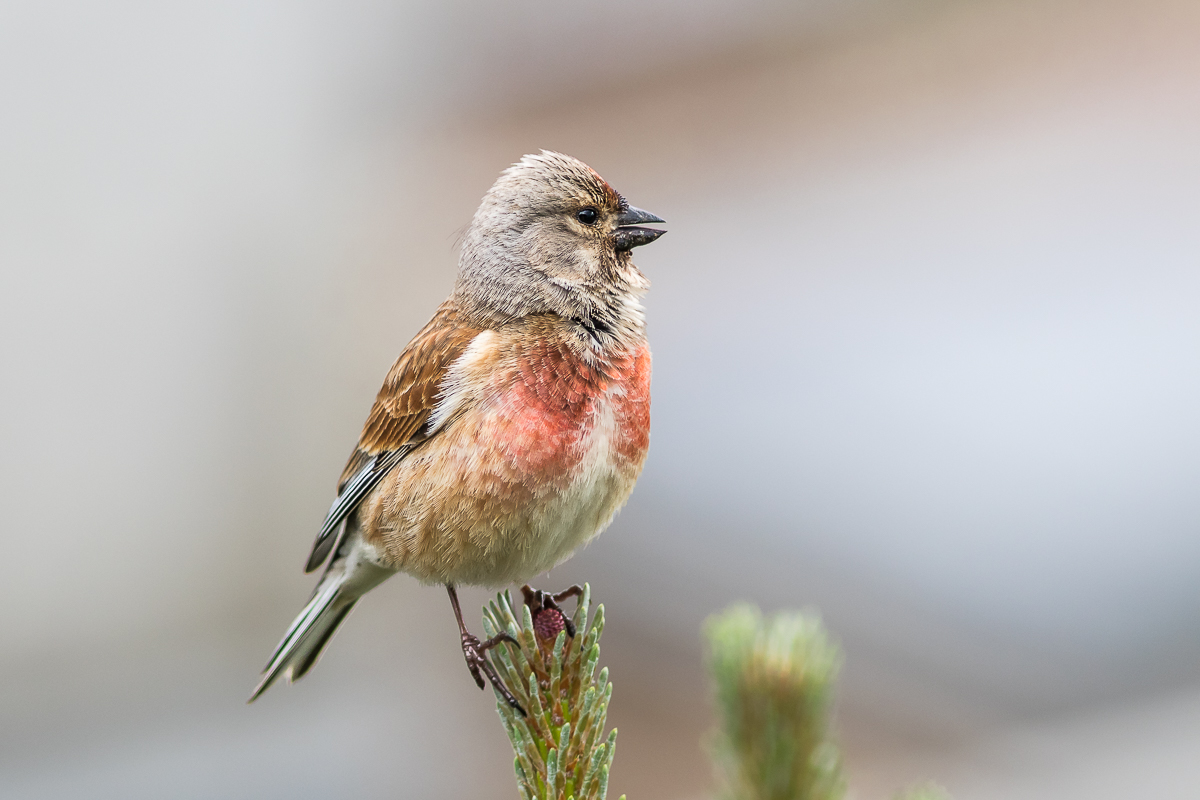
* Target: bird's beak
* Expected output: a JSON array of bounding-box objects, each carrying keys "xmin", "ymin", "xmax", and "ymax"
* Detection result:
[{"xmin": 613, "ymin": 205, "xmax": 666, "ymax": 251}]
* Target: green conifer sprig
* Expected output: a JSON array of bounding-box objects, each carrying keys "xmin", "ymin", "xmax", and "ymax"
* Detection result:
[
  {"xmin": 705, "ymin": 604, "xmax": 846, "ymax": 800},
  {"xmin": 481, "ymin": 584, "xmax": 625, "ymax": 800}
]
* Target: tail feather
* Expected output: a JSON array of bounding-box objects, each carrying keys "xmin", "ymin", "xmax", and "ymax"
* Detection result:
[
  {"xmin": 290, "ymin": 600, "xmax": 357, "ymax": 678},
  {"xmin": 249, "ymin": 577, "xmax": 353, "ymax": 702},
  {"xmin": 249, "ymin": 540, "xmax": 392, "ymax": 702}
]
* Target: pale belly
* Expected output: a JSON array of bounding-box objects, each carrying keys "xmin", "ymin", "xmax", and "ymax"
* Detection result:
[
  {"xmin": 359, "ymin": 342, "xmax": 651, "ymax": 587},
  {"xmin": 484, "ymin": 396, "xmax": 640, "ymax": 584}
]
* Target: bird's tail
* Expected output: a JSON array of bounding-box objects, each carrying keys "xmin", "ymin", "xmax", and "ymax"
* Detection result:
[{"xmin": 249, "ymin": 546, "xmax": 391, "ymax": 702}]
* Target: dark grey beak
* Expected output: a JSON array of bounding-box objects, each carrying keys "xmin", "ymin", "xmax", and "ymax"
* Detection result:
[{"xmin": 614, "ymin": 205, "xmax": 666, "ymax": 251}]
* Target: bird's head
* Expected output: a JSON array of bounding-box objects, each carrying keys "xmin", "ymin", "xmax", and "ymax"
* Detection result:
[{"xmin": 455, "ymin": 151, "xmax": 665, "ymax": 332}]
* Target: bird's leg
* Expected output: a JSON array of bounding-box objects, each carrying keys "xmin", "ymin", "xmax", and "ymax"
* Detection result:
[
  {"xmin": 520, "ymin": 583, "xmax": 584, "ymax": 639},
  {"xmin": 446, "ymin": 584, "xmax": 524, "ymax": 715}
]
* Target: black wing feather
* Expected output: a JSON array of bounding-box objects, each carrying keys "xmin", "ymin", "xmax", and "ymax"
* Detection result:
[{"xmin": 304, "ymin": 448, "xmax": 408, "ymax": 572}]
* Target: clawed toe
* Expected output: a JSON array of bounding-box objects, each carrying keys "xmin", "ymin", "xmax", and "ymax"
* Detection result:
[
  {"xmin": 459, "ymin": 630, "xmax": 524, "ymax": 713},
  {"xmin": 459, "ymin": 633, "xmax": 487, "ymax": 689},
  {"xmin": 447, "ymin": 585, "xmax": 525, "ymax": 715}
]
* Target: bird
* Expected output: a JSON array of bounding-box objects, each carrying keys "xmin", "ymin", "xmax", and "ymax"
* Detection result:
[{"xmin": 250, "ymin": 151, "xmax": 665, "ymax": 709}]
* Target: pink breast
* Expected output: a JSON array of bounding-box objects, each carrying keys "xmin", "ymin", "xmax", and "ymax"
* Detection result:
[{"xmin": 486, "ymin": 341, "xmax": 651, "ymax": 482}]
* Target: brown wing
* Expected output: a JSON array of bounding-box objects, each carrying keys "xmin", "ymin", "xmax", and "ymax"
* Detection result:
[
  {"xmin": 304, "ymin": 300, "xmax": 482, "ymax": 572},
  {"xmin": 340, "ymin": 300, "xmax": 478, "ymax": 484}
]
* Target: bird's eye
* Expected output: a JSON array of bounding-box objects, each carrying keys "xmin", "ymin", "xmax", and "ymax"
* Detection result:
[{"xmin": 576, "ymin": 208, "xmax": 599, "ymax": 226}]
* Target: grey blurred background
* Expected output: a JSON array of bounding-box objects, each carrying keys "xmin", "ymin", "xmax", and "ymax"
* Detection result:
[{"xmin": 3, "ymin": 0, "xmax": 1200, "ymax": 797}]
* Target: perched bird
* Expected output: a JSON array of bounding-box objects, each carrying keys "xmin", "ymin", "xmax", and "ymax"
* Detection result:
[{"xmin": 251, "ymin": 152, "xmax": 665, "ymax": 709}]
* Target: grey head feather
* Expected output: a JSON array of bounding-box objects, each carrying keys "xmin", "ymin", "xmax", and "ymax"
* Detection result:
[{"xmin": 453, "ymin": 151, "xmax": 649, "ymax": 337}]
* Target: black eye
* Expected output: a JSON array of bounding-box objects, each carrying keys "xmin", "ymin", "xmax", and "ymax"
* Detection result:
[{"xmin": 576, "ymin": 208, "xmax": 599, "ymax": 226}]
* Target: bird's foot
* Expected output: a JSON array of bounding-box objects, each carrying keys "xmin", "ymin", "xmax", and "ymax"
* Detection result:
[
  {"xmin": 460, "ymin": 630, "xmax": 525, "ymax": 715},
  {"xmin": 521, "ymin": 584, "xmax": 583, "ymax": 641}
]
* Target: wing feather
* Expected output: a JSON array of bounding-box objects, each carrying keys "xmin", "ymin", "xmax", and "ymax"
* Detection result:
[{"xmin": 304, "ymin": 300, "xmax": 482, "ymax": 573}]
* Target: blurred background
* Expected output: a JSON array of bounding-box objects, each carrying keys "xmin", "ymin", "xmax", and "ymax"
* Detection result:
[{"xmin": 3, "ymin": 0, "xmax": 1200, "ymax": 797}]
